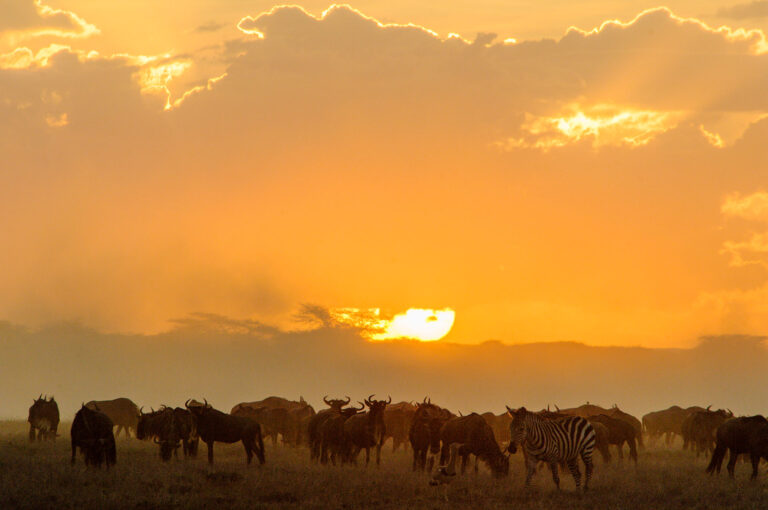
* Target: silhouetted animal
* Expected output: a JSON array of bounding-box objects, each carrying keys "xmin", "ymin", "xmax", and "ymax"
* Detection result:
[
  {"xmin": 588, "ymin": 414, "xmax": 638, "ymax": 464},
  {"xmin": 231, "ymin": 396, "xmax": 314, "ymax": 446},
  {"xmin": 173, "ymin": 407, "xmax": 199, "ymax": 458},
  {"xmin": 507, "ymin": 406, "xmax": 595, "ymax": 490},
  {"xmin": 409, "ymin": 398, "xmax": 452, "ymax": 472},
  {"xmin": 186, "ymin": 399, "xmax": 265, "ymax": 465},
  {"xmin": 85, "ymin": 398, "xmax": 139, "ymax": 438},
  {"xmin": 683, "ymin": 407, "xmax": 733, "ymax": 456},
  {"xmin": 439, "ymin": 413, "xmax": 509, "ymax": 477},
  {"xmin": 383, "ymin": 401, "xmax": 416, "ymax": 452},
  {"xmin": 71, "ymin": 404, "xmax": 116, "ymax": 468},
  {"xmin": 28, "ymin": 394, "xmax": 59, "ymax": 442},
  {"xmin": 344, "ymin": 395, "xmax": 390, "ymax": 466},
  {"xmin": 706, "ymin": 416, "xmax": 768, "ymax": 479},
  {"xmin": 318, "ymin": 404, "xmax": 363, "ymax": 465},
  {"xmin": 555, "ymin": 403, "xmax": 610, "ymax": 418},
  {"xmin": 308, "ymin": 396, "xmax": 351, "ymax": 462},
  {"xmin": 136, "ymin": 407, "xmax": 180, "ymax": 461},
  {"xmin": 608, "ymin": 405, "xmax": 643, "ymax": 449}
]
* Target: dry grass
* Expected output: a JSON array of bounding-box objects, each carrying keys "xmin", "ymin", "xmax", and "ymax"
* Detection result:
[{"xmin": 2, "ymin": 421, "xmax": 767, "ymax": 509}]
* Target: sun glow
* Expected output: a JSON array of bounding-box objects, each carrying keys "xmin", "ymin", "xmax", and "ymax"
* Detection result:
[{"xmin": 332, "ymin": 308, "xmax": 455, "ymax": 342}]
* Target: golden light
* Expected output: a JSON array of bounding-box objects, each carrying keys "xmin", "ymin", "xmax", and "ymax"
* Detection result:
[{"xmin": 331, "ymin": 307, "xmax": 455, "ymax": 342}]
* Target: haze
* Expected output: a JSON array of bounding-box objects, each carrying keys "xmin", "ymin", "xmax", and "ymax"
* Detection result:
[{"xmin": 1, "ymin": 1, "xmax": 767, "ymax": 417}]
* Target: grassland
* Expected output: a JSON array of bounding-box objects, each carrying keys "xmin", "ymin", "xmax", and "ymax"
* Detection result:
[{"xmin": 2, "ymin": 421, "xmax": 768, "ymax": 509}]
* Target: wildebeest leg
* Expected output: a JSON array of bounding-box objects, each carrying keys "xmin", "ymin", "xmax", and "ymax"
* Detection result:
[
  {"xmin": 725, "ymin": 450, "xmax": 739, "ymax": 478},
  {"xmin": 365, "ymin": 446, "xmax": 370, "ymax": 466},
  {"xmin": 243, "ymin": 440, "xmax": 253, "ymax": 465},
  {"xmin": 71, "ymin": 443, "xmax": 77, "ymax": 465},
  {"xmin": 460, "ymin": 453, "xmax": 468, "ymax": 474},
  {"xmin": 207, "ymin": 441, "xmax": 214, "ymax": 465},
  {"xmin": 567, "ymin": 459, "xmax": 581, "ymax": 490},
  {"xmin": 376, "ymin": 442, "xmax": 382, "ymax": 466},
  {"xmin": 29, "ymin": 426, "xmax": 36, "ymax": 442},
  {"xmin": 750, "ymin": 454, "xmax": 760, "ymax": 480},
  {"xmin": 320, "ymin": 441, "xmax": 329, "ymax": 465},
  {"xmin": 474, "ymin": 455, "xmax": 479, "ymax": 475},
  {"xmin": 629, "ymin": 438, "xmax": 638, "ymax": 465},
  {"xmin": 426, "ymin": 454, "xmax": 435, "ymax": 473},
  {"xmin": 617, "ymin": 442, "xmax": 624, "ymax": 463}
]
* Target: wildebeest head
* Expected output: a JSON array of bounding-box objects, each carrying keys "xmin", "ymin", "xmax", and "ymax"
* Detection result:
[
  {"xmin": 364, "ymin": 394, "xmax": 391, "ymax": 416},
  {"xmin": 185, "ymin": 398, "xmax": 213, "ymax": 418},
  {"xmin": 506, "ymin": 406, "xmax": 531, "ymax": 454},
  {"xmin": 323, "ymin": 395, "xmax": 351, "ymax": 412}
]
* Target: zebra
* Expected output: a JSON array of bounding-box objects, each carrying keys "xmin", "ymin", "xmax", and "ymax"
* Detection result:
[{"xmin": 506, "ymin": 406, "xmax": 596, "ymax": 491}]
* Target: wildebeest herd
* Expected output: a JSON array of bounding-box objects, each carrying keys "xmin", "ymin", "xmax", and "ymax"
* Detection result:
[{"xmin": 26, "ymin": 394, "xmax": 768, "ymax": 490}]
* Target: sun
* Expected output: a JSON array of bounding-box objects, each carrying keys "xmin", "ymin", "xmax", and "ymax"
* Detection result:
[{"xmin": 372, "ymin": 308, "xmax": 455, "ymax": 342}]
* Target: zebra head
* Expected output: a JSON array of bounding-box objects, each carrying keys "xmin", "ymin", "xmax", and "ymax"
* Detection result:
[{"xmin": 506, "ymin": 406, "xmax": 530, "ymax": 453}]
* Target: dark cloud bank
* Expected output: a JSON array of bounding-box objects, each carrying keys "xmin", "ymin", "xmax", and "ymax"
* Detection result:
[{"xmin": 1, "ymin": 311, "xmax": 766, "ymax": 420}]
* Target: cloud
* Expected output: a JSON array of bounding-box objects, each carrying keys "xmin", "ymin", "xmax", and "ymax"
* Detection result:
[
  {"xmin": 1, "ymin": 5, "xmax": 768, "ymax": 346},
  {"xmin": 194, "ymin": 21, "xmax": 226, "ymax": 33},
  {"xmin": 722, "ymin": 191, "xmax": 768, "ymax": 221},
  {"xmin": 0, "ymin": 0, "xmax": 98, "ymax": 43},
  {"xmin": 717, "ymin": 1, "xmax": 768, "ymax": 20}
]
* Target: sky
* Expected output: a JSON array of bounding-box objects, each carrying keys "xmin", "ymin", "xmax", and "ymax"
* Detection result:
[{"xmin": 1, "ymin": 0, "xmax": 768, "ymax": 349}]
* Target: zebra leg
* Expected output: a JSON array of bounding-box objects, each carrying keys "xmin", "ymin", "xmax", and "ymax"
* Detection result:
[
  {"xmin": 582, "ymin": 452, "xmax": 594, "ymax": 491},
  {"xmin": 548, "ymin": 461, "xmax": 560, "ymax": 489},
  {"xmin": 567, "ymin": 459, "xmax": 581, "ymax": 490}
]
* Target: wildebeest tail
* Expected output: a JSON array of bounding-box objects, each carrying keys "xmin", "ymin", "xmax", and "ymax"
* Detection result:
[{"xmin": 706, "ymin": 443, "xmax": 726, "ymax": 474}]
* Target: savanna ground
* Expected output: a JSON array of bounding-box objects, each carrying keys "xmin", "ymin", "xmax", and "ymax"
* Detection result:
[{"xmin": 2, "ymin": 421, "xmax": 768, "ymax": 509}]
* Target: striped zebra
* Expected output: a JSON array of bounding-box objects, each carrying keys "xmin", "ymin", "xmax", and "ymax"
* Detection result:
[{"xmin": 505, "ymin": 406, "xmax": 596, "ymax": 490}]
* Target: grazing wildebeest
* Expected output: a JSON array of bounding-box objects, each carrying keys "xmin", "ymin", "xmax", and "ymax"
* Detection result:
[
  {"xmin": 344, "ymin": 395, "xmax": 390, "ymax": 466},
  {"xmin": 186, "ymin": 399, "xmax": 265, "ymax": 465},
  {"xmin": 71, "ymin": 404, "xmax": 116, "ymax": 468},
  {"xmin": 608, "ymin": 405, "xmax": 644, "ymax": 450},
  {"xmin": 231, "ymin": 396, "xmax": 315, "ymax": 446},
  {"xmin": 439, "ymin": 413, "xmax": 509, "ymax": 477},
  {"xmin": 136, "ymin": 406, "xmax": 180, "ymax": 461},
  {"xmin": 174, "ymin": 407, "xmax": 199, "ymax": 458},
  {"xmin": 684, "ymin": 407, "xmax": 733, "ymax": 456},
  {"xmin": 318, "ymin": 403, "xmax": 364, "ymax": 465},
  {"xmin": 383, "ymin": 401, "xmax": 416, "ymax": 452},
  {"xmin": 507, "ymin": 406, "xmax": 595, "ymax": 491},
  {"xmin": 643, "ymin": 406, "xmax": 686, "ymax": 447},
  {"xmin": 28, "ymin": 394, "xmax": 59, "ymax": 442},
  {"xmin": 706, "ymin": 416, "xmax": 768, "ymax": 479},
  {"xmin": 86, "ymin": 398, "xmax": 139, "ymax": 438},
  {"xmin": 308, "ymin": 396, "xmax": 351, "ymax": 462},
  {"xmin": 409, "ymin": 398, "xmax": 453, "ymax": 472},
  {"xmin": 588, "ymin": 414, "xmax": 638, "ymax": 464}
]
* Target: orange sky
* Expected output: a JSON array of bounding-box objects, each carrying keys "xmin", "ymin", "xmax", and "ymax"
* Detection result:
[{"xmin": 1, "ymin": 1, "xmax": 767, "ymax": 347}]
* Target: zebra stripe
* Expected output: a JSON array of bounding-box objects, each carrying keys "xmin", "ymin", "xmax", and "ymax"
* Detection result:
[{"xmin": 507, "ymin": 406, "xmax": 596, "ymax": 490}]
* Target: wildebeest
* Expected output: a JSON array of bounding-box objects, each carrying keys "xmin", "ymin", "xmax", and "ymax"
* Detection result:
[
  {"xmin": 683, "ymin": 407, "xmax": 733, "ymax": 456},
  {"xmin": 28, "ymin": 394, "xmax": 59, "ymax": 442},
  {"xmin": 136, "ymin": 406, "xmax": 180, "ymax": 461},
  {"xmin": 231, "ymin": 396, "xmax": 314, "ymax": 446},
  {"xmin": 86, "ymin": 398, "xmax": 139, "ymax": 438},
  {"xmin": 173, "ymin": 407, "xmax": 199, "ymax": 457},
  {"xmin": 439, "ymin": 413, "xmax": 509, "ymax": 477},
  {"xmin": 308, "ymin": 396, "xmax": 351, "ymax": 462},
  {"xmin": 383, "ymin": 401, "xmax": 416, "ymax": 452},
  {"xmin": 555, "ymin": 403, "xmax": 610, "ymax": 418},
  {"xmin": 344, "ymin": 395, "xmax": 390, "ymax": 466},
  {"xmin": 706, "ymin": 416, "xmax": 768, "ymax": 479},
  {"xmin": 186, "ymin": 399, "xmax": 265, "ymax": 465},
  {"xmin": 409, "ymin": 398, "xmax": 453, "ymax": 472},
  {"xmin": 588, "ymin": 414, "xmax": 638, "ymax": 464},
  {"xmin": 318, "ymin": 403, "xmax": 364, "ymax": 465},
  {"xmin": 608, "ymin": 405, "xmax": 644, "ymax": 450},
  {"xmin": 71, "ymin": 404, "xmax": 116, "ymax": 468},
  {"xmin": 644, "ymin": 405, "xmax": 705, "ymax": 447},
  {"xmin": 507, "ymin": 406, "xmax": 595, "ymax": 490}
]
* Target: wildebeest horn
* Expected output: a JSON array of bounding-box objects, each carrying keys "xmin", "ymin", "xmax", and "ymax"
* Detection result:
[
  {"xmin": 151, "ymin": 407, "xmax": 155, "ymax": 413},
  {"xmin": 423, "ymin": 396, "xmax": 428, "ymax": 404},
  {"xmin": 428, "ymin": 397, "xmax": 432, "ymax": 404},
  {"xmin": 343, "ymin": 396, "xmax": 351, "ymax": 405},
  {"xmin": 185, "ymin": 399, "xmax": 191, "ymax": 408},
  {"xmin": 139, "ymin": 406, "xmax": 145, "ymax": 416},
  {"xmin": 459, "ymin": 411, "xmax": 464, "ymax": 417},
  {"xmin": 38, "ymin": 393, "xmax": 42, "ymax": 401},
  {"xmin": 555, "ymin": 404, "xmax": 560, "ymax": 411},
  {"xmin": 707, "ymin": 405, "xmax": 712, "ymax": 411},
  {"xmin": 727, "ymin": 408, "xmax": 733, "ymax": 416},
  {"xmin": 506, "ymin": 405, "xmax": 514, "ymax": 416},
  {"xmin": 386, "ymin": 395, "xmax": 391, "ymax": 404},
  {"xmin": 204, "ymin": 398, "xmax": 209, "ymax": 407},
  {"xmin": 368, "ymin": 394, "xmax": 375, "ymax": 403},
  {"xmin": 323, "ymin": 395, "xmax": 331, "ymax": 405},
  {"xmin": 355, "ymin": 402, "xmax": 365, "ymax": 411}
]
